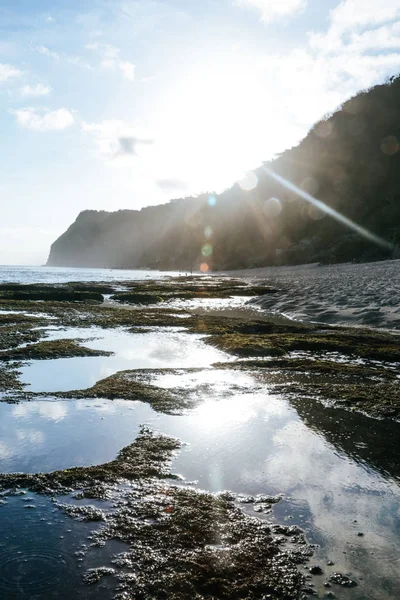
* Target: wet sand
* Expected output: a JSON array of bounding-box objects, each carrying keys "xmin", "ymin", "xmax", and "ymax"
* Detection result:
[{"xmin": 223, "ymin": 259, "xmax": 400, "ymax": 330}]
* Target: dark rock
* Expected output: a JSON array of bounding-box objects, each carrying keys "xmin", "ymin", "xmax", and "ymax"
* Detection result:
[
  {"xmin": 309, "ymin": 565, "xmax": 324, "ymax": 575},
  {"xmin": 329, "ymin": 572, "xmax": 357, "ymax": 587}
]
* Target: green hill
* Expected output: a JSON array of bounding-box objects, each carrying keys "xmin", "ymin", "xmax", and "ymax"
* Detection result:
[{"xmin": 47, "ymin": 75, "xmax": 400, "ymax": 270}]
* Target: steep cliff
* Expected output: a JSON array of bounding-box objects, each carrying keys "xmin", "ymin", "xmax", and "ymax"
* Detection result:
[{"xmin": 47, "ymin": 75, "xmax": 400, "ymax": 270}]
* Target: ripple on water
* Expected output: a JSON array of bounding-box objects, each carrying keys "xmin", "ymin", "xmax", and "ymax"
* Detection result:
[
  {"xmin": 0, "ymin": 545, "xmax": 73, "ymax": 595},
  {"xmin": 0, "ymin": 492, "xmax": 119, "ymax": 600},
  {"xmin": 0, "ymin": 494, "xmax": 78, "ymax": 599}
]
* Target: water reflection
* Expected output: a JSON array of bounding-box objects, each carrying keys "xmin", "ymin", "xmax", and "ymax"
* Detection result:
[
  {"xmin": 147, "ymin": 381, "xmax": 400, "ymax": 599},
  {"xmin": 0, "ymin": 399, "xmax": 154, "ymax": 473},
  {"xmin": 19, "ymin": 328, "xmax": 231, "ymax": 392},
  {"xmin": 3, "ymin": 366, "xmax": 400, "ymax": 598},
  {"xmin": 290, "ymin": 396, "xmax": 400, "ymax": 483},
  {"xmin": 0, "ymin": 492, "xmax": 120, "ymax": 599}
]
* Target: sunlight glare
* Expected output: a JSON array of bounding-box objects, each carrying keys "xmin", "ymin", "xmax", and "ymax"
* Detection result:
[
  {"xmin": 238, "ymin": 171, "xmax": 258, "ymax": 191},
  {"xmin": 263, "ymin": 166, "xmax": 394, "ymax": 250},
  {"xmin": 151, "ymin": 60, "xmax": 299, "ymax": 192},
  {"xmin": 193, "ymin": 397, "xmax": 258, "ymax": 431}
]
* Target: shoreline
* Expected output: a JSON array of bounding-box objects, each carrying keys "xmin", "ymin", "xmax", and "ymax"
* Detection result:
[{"xmin": 0, "ymin": 274, "xmax": 399, "ymax": 597}]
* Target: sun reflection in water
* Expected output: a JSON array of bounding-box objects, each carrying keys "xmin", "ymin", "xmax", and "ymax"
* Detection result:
[{"xmin": 192, "ymin": 396, "xmax": 258, "ymax": 431}]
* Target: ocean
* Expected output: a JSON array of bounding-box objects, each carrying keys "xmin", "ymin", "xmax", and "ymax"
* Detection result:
[{"xmin": 0, "ymin": 265, "xmax": 176, "ymax": 284}]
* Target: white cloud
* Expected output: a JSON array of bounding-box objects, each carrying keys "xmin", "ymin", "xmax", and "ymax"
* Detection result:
[
  {"xmin": 20, "ymin": 83, "xmax": 51, "ymax": 97},
  {"xmin": 259, "ymin": 50, "xmax": 400, "ymax": 126},
  {"xmin": 16, "ymin": 428, "xmax": 45, "ymax": 444},
  {"xmin": 0, "ymin": 62, "xmax": 22, "ymax": 83},
  {"xmin": 0, "ymin": 441, "xmax": 12, "ymax": 459},
  {"xmin": 234, "ymin": 0, "xmax": 306, "ymax": 23},
  {"xmin": 86, "ymin": 43, "xmax": 135, "ymax": 81},
  {"xmin": 309, "ymin": 0, "xmax": 400, "ymax": 53},
  {"xmin": 341, "ymin": 21, "xmax": 400, "ymax": 53},
  {"xmin": 11, "ymin": 107, "xmax": 75, "ymax": 131},
  {"xmin": 119, "ymin": 60, "xmax": 136, "ymax": 82},
  {"xmin": 35, "ymin": 44, "xmax": 60, "ymax": 60},
  {"xmin": 330, "ymin": 0, "xmax": 400, "ymax": 32},
  {"xmin": 35, "ymin": 45, "xmax": 91, "ymax": 69},
  {"xmin": 254, "ymin": 0, "xmax": 400, "ymax": 127},
  {"xmin": 13, "ymin": 402, "xmax": 67, "ymax": 422},
  {"xmin": 82, "ymin": 119, "xmax": 152, "ymax": 160}
]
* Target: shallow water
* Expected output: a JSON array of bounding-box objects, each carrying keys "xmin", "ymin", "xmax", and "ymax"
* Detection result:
[
  {"xmin": 0, "ymin": 399, "xmax": 153, "ymax": 473},
  {"xmin": 0, "ymin": 491, "xmax": 124, "ymax": 599},
  {"xmin": 2, "ymin": 263, "xmax": 400, "ymax": 598},
  {"xmin": 0, "ymin": 265, "xmax": 177, "ymax": 284},
  {"xmin": 19, "ymin": 328, "xmax": 231, "ymax": 392},
  {"xmin": 2, "ymin": 365, "xmax": 400, "ymax": 597}
]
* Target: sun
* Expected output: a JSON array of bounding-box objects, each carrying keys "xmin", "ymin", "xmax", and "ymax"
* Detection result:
[{"xmin": 150, "ymin": 58, "xmax": 295, "ymax": 193}]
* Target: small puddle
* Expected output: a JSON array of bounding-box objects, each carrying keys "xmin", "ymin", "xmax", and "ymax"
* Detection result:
[
  {"xmin": 2, "ymin": 379, "xmax": 400, "ymax": 597},
  {"xmin": 0, "ymin": 491, "xmax": 124, "ymax": 599},
  {"xmin": 5, "ymin": 319, "xmax": 400, "ymax": 598},
  {"xmin": 19, "ymin": 328, "xmax": 231, "ymax": 392},
  {"xmin": 0, "ymin": 399, "xmax": 154, "ymax": 474}
]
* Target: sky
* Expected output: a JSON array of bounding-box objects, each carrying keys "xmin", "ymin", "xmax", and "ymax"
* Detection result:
[{"xmin": 1, "ymin": 0, "xmax": 400, "ymax": 264}]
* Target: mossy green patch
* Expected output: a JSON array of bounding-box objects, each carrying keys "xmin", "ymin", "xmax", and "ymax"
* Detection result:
[
  {"xmin": 54, "ymin": 370, "xmax": 192, "ymax": 414},
  {"xmin": 0, "ymin": 284, "xmax": 104, "ymax": 303},
  {"xmin": 214, "ymin": 357, "xmax": 397, "ymax": 379},
  {"xmin": 0, "ymin": 427, "xmax": 309, "ymax": 600},
  {"xmin": 0, "ymin": 339, "xmax": 113, "ymax": 361},
  {"xmin": 0, "ymin": 361, "xmax": 24, "ymax": 393},
  {"xmin": 301, "ymin": 380, "xmax": 400, "ymax": 420},
  {"xmin": 206, "ymin": 334, "xmax": 287, "ymax": 357},
  {"xmin": 0, "ymin": 427, "xmax": 181, "ymax": 493},
  {"xmin": 0, "ymin": 313, "xmax": 43, "ymax": 325},
  {"xmin": 110, "ymin": 278, "xmax": 279, "ymax": 304},
  {"xmin": 207, "ymin": 329, "xmax": 400, "ymax": 362},
  {"xmin": 90, "ymin": 484, "xmax": 307, "ymax": 600},
  {"xmin": 0, "ymin": 322, "xmax": 46, "ymax": 352},
  {"xmin": 187, "ymin": 314, "xmax": 313, "ymax": 336},
  {"xmin": 0, "ymin": 299, "xmax": 190, "ymax": 330}
]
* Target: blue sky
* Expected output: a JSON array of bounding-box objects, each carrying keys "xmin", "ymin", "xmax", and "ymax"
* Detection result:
[{"xmin": 1, "ymin": 0, "xmax": 400, "ymax": 264}]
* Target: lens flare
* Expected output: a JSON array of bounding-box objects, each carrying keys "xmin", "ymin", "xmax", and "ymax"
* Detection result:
[
  {"xmin": 200, "ymin": 262, "xmax": 209, "ymax": 272},
  {"xmin": 308, "ymin": 204, "xmax": 326, "ymax": 220},
  {"xmin": 204, "ymin": 225, "xmax": 213, "ymax": 239},
  {"xmin": 300, "ymin": 176, "xmax": 319, "ymax": 196},
  {"xmin": 201, "ymin": 244, "xmax": 213, "ymax": 257},
  {"xmin": 238, "ymin": 171, "xmax": 258, "ymax": 191},
  {"xmin": 314, "ymin": 120, "xmax": 333, "ymax": 138},
  {"xmin": 264, "ymin": 197, "xmax": 282, "ymax": 217},
  {"xmin": 381, "ymin": 135, "xmax": 399, "ymax": 156},
  {"xmin": 262, "ymin": 166, "xmax": 394, "ymax": 250},
  {"xmin": 208, "ymin": 195, "xmax": 216, "ymax": 207}
]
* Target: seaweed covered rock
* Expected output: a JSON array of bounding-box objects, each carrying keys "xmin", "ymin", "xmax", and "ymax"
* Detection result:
[{"xmin": 0, "ymin": 427, "xmax": 310, "ymax": 599}]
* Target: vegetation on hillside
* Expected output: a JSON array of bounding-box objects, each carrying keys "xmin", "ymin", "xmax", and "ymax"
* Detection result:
[{"xmin": 48, "ymin": 75, "xmax": 400, "ymax": 270}]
